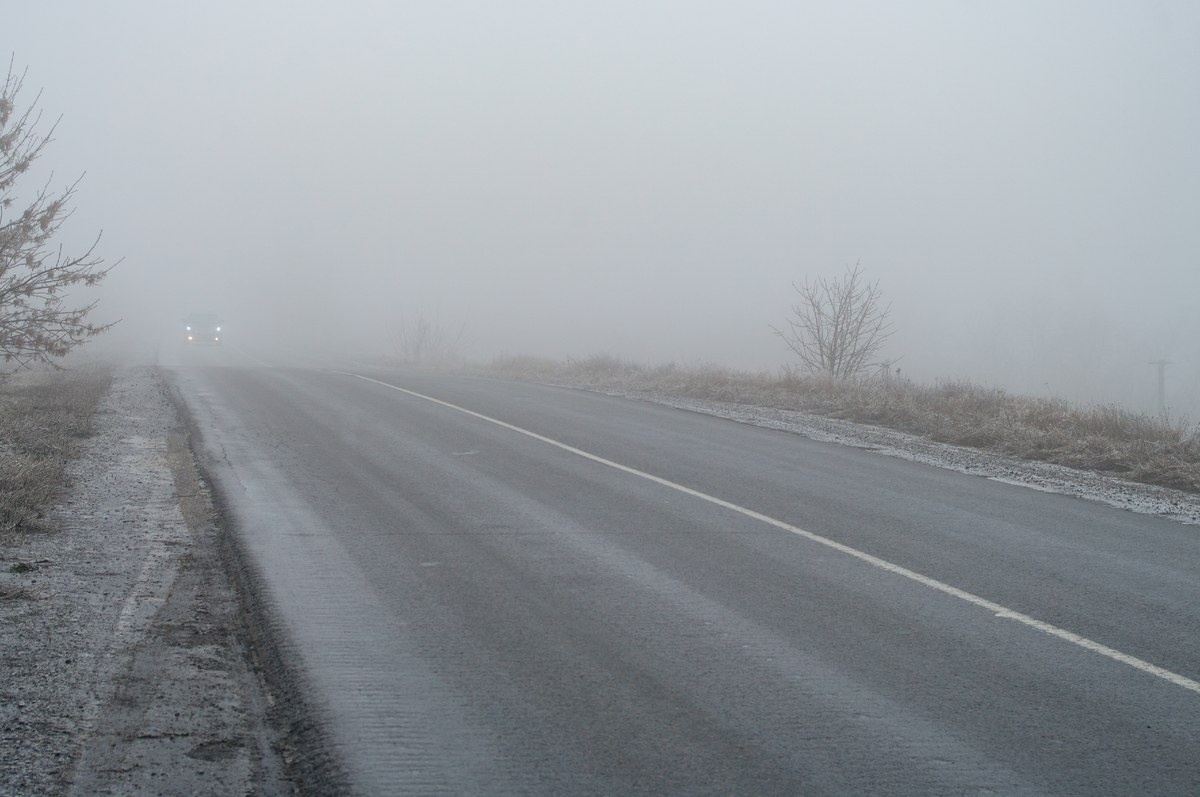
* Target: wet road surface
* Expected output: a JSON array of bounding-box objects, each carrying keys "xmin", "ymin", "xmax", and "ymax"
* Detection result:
[{"xmin": 165, "ymin": 348, "xmax": 1200, "ymax": 795}]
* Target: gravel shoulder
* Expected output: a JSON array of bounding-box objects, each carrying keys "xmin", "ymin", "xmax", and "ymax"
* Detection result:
[{"xmin": 0, "ymin": 366, "xmax": 294, "ymax": 795}]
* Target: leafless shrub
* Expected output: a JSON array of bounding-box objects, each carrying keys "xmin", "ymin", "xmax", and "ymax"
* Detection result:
[
  {"xmin": 391, "ymin": 313, "xmax": 465, "ymax": 366},
  {"xmin": 771, "ymin": 263, "xmax": 894, "ymax": 379},
  {"xmin": 0, "ymin": 61, "xmax": 117, "ymax": 367}
]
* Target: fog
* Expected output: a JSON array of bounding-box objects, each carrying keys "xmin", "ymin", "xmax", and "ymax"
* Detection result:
[{"xmin": 11, "ymin": 1, "xmax": 1200, "ymax": 417}]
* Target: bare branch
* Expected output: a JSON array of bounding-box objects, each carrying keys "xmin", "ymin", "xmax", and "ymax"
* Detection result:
[
  {"xmin": 392, "ymin": 313, "xmax": 466, "ymax": 366},
  {"xmin": 771, "ymin": 262, "xmax": 894, "ymax": 380}
]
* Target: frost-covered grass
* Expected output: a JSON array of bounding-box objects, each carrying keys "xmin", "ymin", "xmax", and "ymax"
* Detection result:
[
  {"xmin": 0, "ymin": 367, "xmax": 112, "ymax": 533},
  {"xmin": 485, "ymin": 355, "xmax": 1200, "ymax": 494}
]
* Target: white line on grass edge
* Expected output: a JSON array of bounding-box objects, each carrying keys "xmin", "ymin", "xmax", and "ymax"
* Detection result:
[{"xmin": 341, "ymin": 371, "xmax": 1200, "ymax": 696}]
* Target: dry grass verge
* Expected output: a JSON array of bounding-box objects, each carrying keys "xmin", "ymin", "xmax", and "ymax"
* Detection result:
[
  {"xmin": 0, "ymin": 366, "xmax": 112, "ymax": 534},
  {"xmin": 485, "ymin": 355, "xmax": 1200, "ymax": 494}
]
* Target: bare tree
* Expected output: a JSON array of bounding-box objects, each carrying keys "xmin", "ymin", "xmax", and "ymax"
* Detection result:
[
  {"xmin": 771, "ymin": 263, "xmax": 894, "ymax": 379},
  {"xmin": 392, "ymin": 313, "xmax": 465, "ymax": 365},
  {"xmin": 0, "ymin": 62, "xmax": 115, "ymax": 368}
]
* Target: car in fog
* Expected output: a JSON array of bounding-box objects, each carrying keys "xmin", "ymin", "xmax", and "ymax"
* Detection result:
[{"xmin": 183, "ymin": 313, "xmax": 222, "ymax": 345}]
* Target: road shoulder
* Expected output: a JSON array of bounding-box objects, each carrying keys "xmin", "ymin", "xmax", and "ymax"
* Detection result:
[{"xmin": 0, "ymin": 366, "xmax": 293, "ymax": 795}]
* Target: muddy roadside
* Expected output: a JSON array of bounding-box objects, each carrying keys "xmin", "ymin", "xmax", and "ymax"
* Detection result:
[{"xmin": 0, "ymin": 366, "xmax": 298, "ymax": 795}]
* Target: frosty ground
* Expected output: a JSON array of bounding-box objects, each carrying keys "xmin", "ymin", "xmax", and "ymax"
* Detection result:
[{"xmin": 0, "ymin": 367, "xmax": 293, "ymax": 796}]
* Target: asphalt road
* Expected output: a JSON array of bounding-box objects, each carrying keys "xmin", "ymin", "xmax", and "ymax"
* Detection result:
[{"xmin": 164, "ymin": 344, "xmax": 1200, "ymax": 796}]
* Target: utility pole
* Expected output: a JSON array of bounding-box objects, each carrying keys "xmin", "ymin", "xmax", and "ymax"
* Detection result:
[{"xmin": 1149, "ymin": 359, "xmax": 1171, "ymax": 415}]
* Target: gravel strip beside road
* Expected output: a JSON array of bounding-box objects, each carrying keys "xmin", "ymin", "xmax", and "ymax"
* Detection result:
[{"xmin": 0, "ymin": 366, "xmax": 293, "ymax": 796}]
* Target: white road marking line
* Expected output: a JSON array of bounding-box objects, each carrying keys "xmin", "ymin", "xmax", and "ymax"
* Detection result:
[
  {"xmin": 340, "ymin": 371, "xmax": 1200, "ymax": 696},
  {"xmin": 229, "ymin": 343, "xmax": 275, "ymax": 368}
]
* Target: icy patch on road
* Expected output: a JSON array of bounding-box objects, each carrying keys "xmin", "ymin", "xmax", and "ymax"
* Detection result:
[{"xmin": 595, "ymin": 388, "xmax": 1200, "ymax": 527}]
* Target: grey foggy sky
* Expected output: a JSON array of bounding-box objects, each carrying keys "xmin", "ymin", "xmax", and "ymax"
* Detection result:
[{"xmin": 9, "ymin": 1, "xmax": 1200, "ymax": 414}]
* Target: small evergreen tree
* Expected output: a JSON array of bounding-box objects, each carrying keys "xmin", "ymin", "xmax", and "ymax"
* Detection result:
[{"xmin": 0, "ymin": 62, "xmax": 116, "ymax": 367}]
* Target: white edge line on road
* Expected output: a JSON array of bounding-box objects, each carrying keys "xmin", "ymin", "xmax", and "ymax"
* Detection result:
[
  {"xmin": 229, "ymin": 343, "xmax": 275, "ymax": 369},
  {"xmin": 340, "ymin": 371, "xmax": 1200, "ymax": 696}
]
